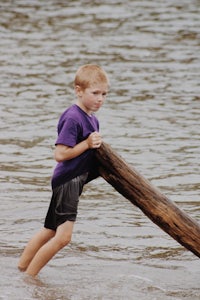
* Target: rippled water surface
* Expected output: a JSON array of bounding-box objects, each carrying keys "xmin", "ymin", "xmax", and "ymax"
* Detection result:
[{"xmin": 0, "ymin": 0, "xmax": 200, "ymax": 299}]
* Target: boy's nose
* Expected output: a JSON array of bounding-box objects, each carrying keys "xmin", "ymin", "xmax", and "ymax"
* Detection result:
[{"xmin": 98, "ymin": 94, "xmax": 104, "ymax": 101}]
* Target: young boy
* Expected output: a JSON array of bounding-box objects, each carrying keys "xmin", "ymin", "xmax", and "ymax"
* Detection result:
[{"xmin": 18, "ymin": 64, "xmax": 109, "ymax": 276}]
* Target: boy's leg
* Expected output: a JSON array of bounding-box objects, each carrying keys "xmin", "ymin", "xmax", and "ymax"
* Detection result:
[
  {"xmin": 18, "ymin": 228, "xmax": 55, "ymax": 272},
  {"xmin": 26, "ymin": 221, "xmax": 74, "ymax": 277}
]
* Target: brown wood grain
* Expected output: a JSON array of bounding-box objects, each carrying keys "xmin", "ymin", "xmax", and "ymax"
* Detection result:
[{"xmin": 95, "ymin": 142, "xmax": 200, "ymax": 258}]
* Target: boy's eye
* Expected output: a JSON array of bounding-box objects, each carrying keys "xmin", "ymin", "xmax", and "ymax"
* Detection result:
[{"xmin": 92, "ymin": 91, "xmax": 107, "ymax": 96}]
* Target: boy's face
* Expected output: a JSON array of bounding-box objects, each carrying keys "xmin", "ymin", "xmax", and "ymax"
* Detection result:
[{"xmin": 76, "ymin": 83, "xmax": 108, "ymax": 115}]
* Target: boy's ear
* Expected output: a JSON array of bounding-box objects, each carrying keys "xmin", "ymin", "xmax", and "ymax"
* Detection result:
[{"xmin": 75, "ymin": 85, "xmax": 82, "ymax": 96}]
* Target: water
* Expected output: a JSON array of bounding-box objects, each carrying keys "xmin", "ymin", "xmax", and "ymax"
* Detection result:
[{"xmin": 0, "ymin": 0, "xmax": 200, "ymax": 299}]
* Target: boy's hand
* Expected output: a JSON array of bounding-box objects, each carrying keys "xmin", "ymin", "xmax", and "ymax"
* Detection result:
[{"xmin": 87, "ymin": 131, "xmax": 102, "ymax": 149}]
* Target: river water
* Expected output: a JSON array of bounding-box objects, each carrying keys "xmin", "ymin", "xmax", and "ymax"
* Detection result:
[{"xmin": 0, "ymin": 0, "xmax": 200, "ymax": 299}]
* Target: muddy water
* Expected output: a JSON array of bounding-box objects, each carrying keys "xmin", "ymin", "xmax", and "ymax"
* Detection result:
[{"xmin": 0, "ymin": 0, "xmax": 200, "ymax": 299}]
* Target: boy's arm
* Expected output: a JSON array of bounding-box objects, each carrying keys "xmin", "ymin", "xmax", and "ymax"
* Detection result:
[{"xmin": 54, "ymin": 131, "xmax": 102, "ymax": 162}]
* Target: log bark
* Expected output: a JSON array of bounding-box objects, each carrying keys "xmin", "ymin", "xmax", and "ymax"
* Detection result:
[{"xmin": 95, "ymin": 142, "xmax": 200, "ymax": 258}]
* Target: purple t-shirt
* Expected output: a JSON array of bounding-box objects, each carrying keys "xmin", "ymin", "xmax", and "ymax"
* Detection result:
[{"xmin": 51, "ymin": 104, "xmax": 99, "ymax": 189}]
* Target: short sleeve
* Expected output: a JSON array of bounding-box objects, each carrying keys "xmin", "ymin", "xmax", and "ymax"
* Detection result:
[{"xmin": 55, "ymin": 118, "xmax": 79, "ymax": 147}]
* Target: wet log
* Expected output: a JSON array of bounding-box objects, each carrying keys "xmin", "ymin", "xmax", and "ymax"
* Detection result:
[{"xmin": 95, "ymin": 142, "xmax": 200, "ymax": 258}]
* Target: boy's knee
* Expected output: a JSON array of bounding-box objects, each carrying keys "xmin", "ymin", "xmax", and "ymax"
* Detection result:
[{"xmin": 56, "ymin": 234, "xmax": 72, "ymax": 248}]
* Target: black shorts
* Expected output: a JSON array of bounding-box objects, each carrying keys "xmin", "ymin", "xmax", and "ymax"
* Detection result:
[{"xmin": 44, "ymin": 173, "xmax": 88, "ymax": 231}]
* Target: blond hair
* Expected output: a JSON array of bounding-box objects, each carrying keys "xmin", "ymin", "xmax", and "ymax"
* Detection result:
[{"xmin": 74, "ymin": 64, "xmax": 109, "ymax": 90}]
